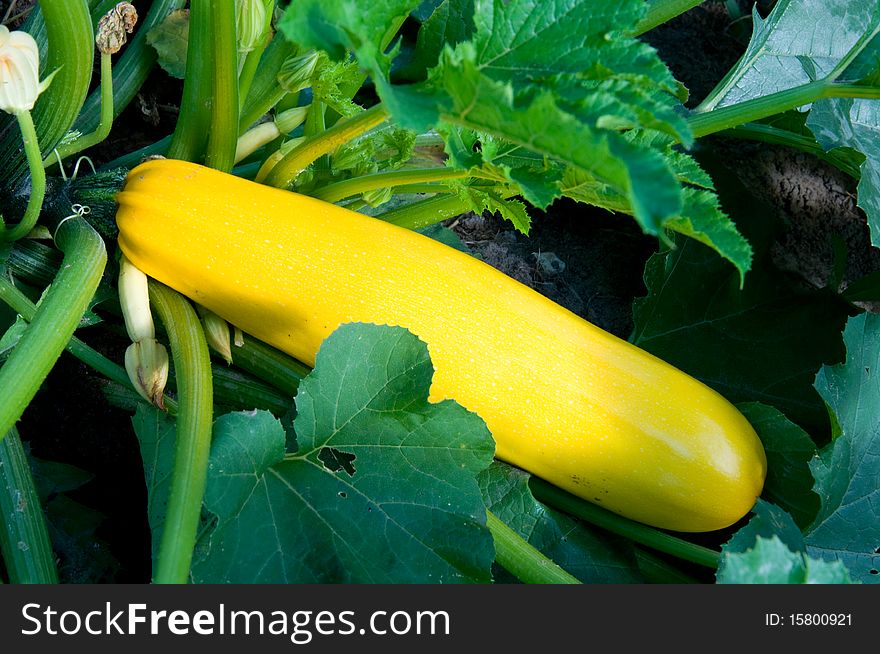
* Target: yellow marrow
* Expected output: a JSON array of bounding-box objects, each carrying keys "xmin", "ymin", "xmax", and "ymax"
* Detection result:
[{"xmin": 116, "ymin": 159, "xmax": 767, "ymax": 532}]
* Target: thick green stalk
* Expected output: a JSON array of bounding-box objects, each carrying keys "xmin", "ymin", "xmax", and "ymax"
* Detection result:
[
  {"xmin": 167, "ymin": 0, "xmax": 214, "ymax": 162},
  {"xmin": 205, "ymin": 0, "xmax": 240, "ymax": 172},
  {"xmin": 1, "ymin": 111, "xmax": 46, "ymax": 241},
  {"xmin": 230, "ymin": 333, "xmax": 309, "ymax": 398},
  {"xmin": 0, "ymin": 427, "xmax": 58, "ymax": 584},
  {"xmin": 486, "ymin": 511, "xmax": 580, "ymax": 584},
  {"xmin": 688, "ymin": 81, "xmax": 880, "ymax": 139},
  {"xmin": 529, "ymin": 478, "xmax": 721, "ymax": 569},
  {"xmin": 25, "ymin": 0, "xmax": 93, "ymax": 181},
  {"xmin": 77, "ymin": 0, "xmax": 187, "ymax": 134},
  {"xmin": 379, "ymin": 193, "xmax": 477, "ymax": 231},
  {"xmin": 99, "ymin": 134, "xmax": 172, "ymax": 171},
  {"xmin": 382, "ymin": 184, "xmax": 457, "ymax": 196},
  {"xmin": 148, "ymin": 282, "xmax": 213, "ymax": 584},
  {"xmin": 312, "ymin": 168, "xmax": 470, "ymax": 204},
  {"xmin": 45, "ymin": 53, "xmax": 113, "ymax": 168},
  {"xmin": 0, "ymin": 217, "xmax": 107, "ymax": 443},
  {"xmin": 265, "ymin": 104, "xmax": 390, "ymax": 189},
  {"xmin": 635, "ymin": 548, "xmax": 701, "ymax": 584},
  {"xmin": 634, "ymin": 0, "xmax": 703, "ymax": 35}
]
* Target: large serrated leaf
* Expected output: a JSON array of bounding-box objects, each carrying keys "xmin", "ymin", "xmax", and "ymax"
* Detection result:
[
  {"xmin": 809, "ymin": 312, "xmax": 880, "ymax": 583},
  {"xmin": 701, "ymin": 0, "xmax": 880, "ymax": 110},
  {"xmin": 192, "ymin": 323, "xmax": 496, "ymax": 583},
  {"xmin": 718, "ymin": 535, "xmax": 853, "ymax": 584}
]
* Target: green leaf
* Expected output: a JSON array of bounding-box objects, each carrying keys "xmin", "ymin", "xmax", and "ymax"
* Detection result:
[
  {"xmin": 737, "ymin": 403, "xmax": 820, "ymax": 528},
  {"xmin": 278, "ymin": 0, "xmax": 419, "ymax": 65},
  {"xmin": 411, "ymin": 0, "xmax": 474, "ymax": 72},
  {"xmin": 631, "ymin": 155, "xmax": 849, "ymax": 430},
  {"xmin": 23, "ymin": 453, "xmax": 119, "ymax": 583},
  {"xmin": 809, "ymin": 312, "xmax": 880, "ymax": 583},
  {"xmin": 806, "ymin": 99, "xmax": 880, "ymax": 247},
  {"xmin": 281, "ymin": 0, "xmax": 750, "ymax": 271},
  {"xmin": 432, "ymin": 44, "xmax": 683, "ymax": 234},
  {"xmin": 130, "ymin": 404, "xmax": 177, "ymax": 573},
  {"xmin": 700, "ymin": 0, "xmax": 880, "ymax": 251},
  {"xmin": 145, "ymin": 9, "xmax": 189, "ymax": 80},
  {"xmin": 418, "ymin": 223, "xmax": 473, "ymax": 253},
  {"xmin": 721, "ymin": 500, "xmax": 806, "ymax": 560},
  {"xmin": 701, "ymin": 0, "xmax": 880, "ymax": 110},
  {"xmin": 0, "ymin": 315, "xmax": 27, "ymax": 363},
  {"xmin": 44, "ymin": 494, "xmax": 120, "ymax": 583},
  {"xmin": 457, "ymin": 185, "xmax": 532, "ymax": 233},
  {"xmin": 663, "ymin": 188, "xmax": 753, "ymax": 285},
  {"xmin": 718, "ymin": 535, "xmax": 854, "ymax": 584},
  {"xmin": 480, "ymin": 462, "xmax": 642, "ymax": 583},
  {"xmin": 192, "ymin": 323, "xmax": 496, "ymax": 583},
  {"xmin": 29, "ymin": 456, "xmax": 94, "ymax": 501}
]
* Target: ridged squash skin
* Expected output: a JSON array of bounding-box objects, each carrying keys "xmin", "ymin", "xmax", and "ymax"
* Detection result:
[{"xmin": 116, "ymin": 159, "xmax": 767, "ymax": 532}]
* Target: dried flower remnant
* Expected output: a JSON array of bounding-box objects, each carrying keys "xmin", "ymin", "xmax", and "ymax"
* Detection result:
[{"xmin": 96, "ymin": 2, "xmax": 139, "ymax": 55}]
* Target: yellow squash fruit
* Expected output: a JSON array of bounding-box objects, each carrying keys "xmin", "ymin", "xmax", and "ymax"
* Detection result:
[{"xmin": 116, "ymin": 159, "xmax": 767, "ymax": 532}]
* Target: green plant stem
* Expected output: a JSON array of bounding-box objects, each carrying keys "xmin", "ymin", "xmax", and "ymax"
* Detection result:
[
  {"xmin": 689, "ymin": 81, "xmax": 880, "ymax": 138},
  {"xmin": 304, "ymin": 101, "xmax": 329, "ymax": 178},
  {"xmin": 45, "ymin": 53, "xmax": 113, "ymax": 168},
  {"xmin": 384, "ymin": 184, "xmax": 457, "ymax": 196},
  {"xmin": 312, "ymin": 168, "xmax": 470, "ymax": 204},
  {"xmin": 265, "ymin": 104, "xmax": 390, "ymax": 189},
  {"xmin": 634, "ymin": 0, "xmax": 703, "ymax": 35},
  {"xmin": 76, "ymin": 0, "xmax": 187, "ymax": 135},
  {"xmin": 377, "ymin": 189, "xmax": 521, "ymax": 231},
  {"xmin": 486, "ymin": 511, "xmax": 580, "ymax": 584},
  {"xmin": 0, "ymin": 277, "xmax": 178, "ymax": 415},
  {"xmin": 529, "ymin": 478, "xmax": 721, "ymax": 569},
  {"xmin": 230, "ymin": 333, "xmax": 310, "ymax": 398},
  {"xmin": 167, "ymin": 0, "xmax": 214, "ymax": 162},
  {"xmin": 1, "ymin": 111, "xmax": 46, "ymax": 241},
  {"xmin": 205, "ymin": 0, "xmax": 240, "ymax": 172},
  {"xmin": 0, "ymin": 217, "xmax": 106, "ymax": 443},
  {"xmin": 0, "ymin": 427, "xmax": 58, "ymax": 584},
  {"xmin": 148, "ymin": 282, "xmax": 213, "ymax": 584},
  {"xmin": 99, "ymin": 134, "xmax": 172, "ymax": 171},
  {"xmin": 635, "ymin": 548, "xmax": 701, "ymax": 584},
  {"xmin": 21, "ymin": 0, "xmax": 93, "ymax": 186},
  {"xmin": 238, "ymin": 32, "xmax": 298, "ymax": 131},
  {"xmin": 238, "ymin": 41, "xmax": 268, "ymax": 110},
  {"xmin": 718, "ymin": 123, "xmax": 862, "ymax": 179}
]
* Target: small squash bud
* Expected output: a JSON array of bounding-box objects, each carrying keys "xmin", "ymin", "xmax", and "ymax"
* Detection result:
[
  {"xmin": 125, "ymin": 338, "xmax": 169, "ymax": 409},
  {"xmin": 274, "ymin": 105, "xmax": 309, "ymax": 134},
  {"xmin": 236, "ymin": 0, "xmax": 268, "ymax": 55},
  {"xmin": 118, "ymin": 254, "xmax": 155, "ymax": 342},
  {"xmin": 362, "ymin": 186, "xmax": 394, "ymax": 208},
  {"xmin": 278, "ymin": 50, "xmax": 319, "ymax": 94},
  {"xmin": 197, "ymin": 306, "xmax": 233, "ymax": 364},
  {"xmin": 96, "ymin": 2, "xmax": 139, "ymax": 55},
  {"xmin": 0, "ymin": 25, "xmax": 55, "ymax": 115}
]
